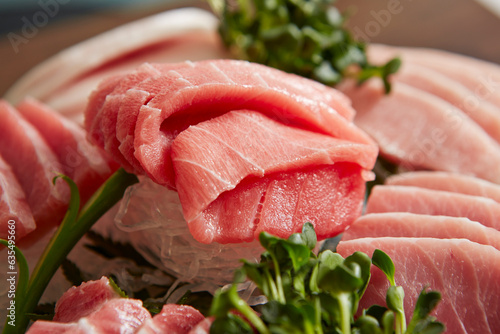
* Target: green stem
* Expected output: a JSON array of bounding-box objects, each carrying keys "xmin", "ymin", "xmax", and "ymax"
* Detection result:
[
  {"xmin": 12, "ymin": 168, "xmax": 138, "ymax": 333},
  {"xmin": 271, "ymin": 256, "xmax": 286, "ymax": 303},
  {"xmin": 229, "ymin": 290, "xmax": 270, "ymax": 334},
  {"xmin": 338, "ymin": 293, "xmax": 352, "ymax": 334}
]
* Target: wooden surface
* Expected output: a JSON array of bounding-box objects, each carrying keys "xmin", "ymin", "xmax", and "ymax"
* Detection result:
[{"xmin": 1, "ymin": 0, "xmax": 499, "ymax": 96}]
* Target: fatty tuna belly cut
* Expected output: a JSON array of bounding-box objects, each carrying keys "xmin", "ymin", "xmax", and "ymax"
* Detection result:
[
  {"xmin": 386, "ymin": 171, "xmax": 500, "ymax": 203},
  {"xmin": 172, "ymin": 110, "xmax": 375, "ymax": 244},
  {"xmin": 86, "ymin": 59, "xmax": 371, "ymax": 188},
  {"xmin": 0, "ymin": 155, "xmax": 36, "ymax": 239},
  {"xmin": 16, "ymin": 98, "xmax": 117, "ymax": 204},
  {"xmin": 342, "ymin": 212, "xmax": 500, "ymax": 251},
  {"xmin": 340, "ymin": 79, "xmax": 500, "ymax": 183},
  {"xmin": 366, "ymin": 185, "xmax": 500, "ymax": 231},
  {"xmin": 337, "ymin": 237, "xmax": 500, "ymax": 334},
  {"xmin": 0, "ymin": 100, "xmax": 68, "ymax": 235}
]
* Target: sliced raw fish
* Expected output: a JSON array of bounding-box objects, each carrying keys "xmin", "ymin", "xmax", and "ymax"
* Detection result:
[
  {"xmin": 337, "ymin": 237, "xmax": 500, "ymax": 334},
  {"xmin": 342, "ymin": 212, "xmax": 500, "ymax": 250},
  {"xmin": 379, "ymin": 62, "xmax": 500, "ymax": 143},
  {"xmin": 129, "ymin": 59, "xmax": 372, "ymax": 187},
  {"xmin": 52, "ymin": 277, "xmax": 121, "ymax": 323},
  {"xmin": 189, "ymin": 163, "xmax": 366, "ymax": 244},
  {"xmin": 0, "ymin": 155, "xmax": 35, "ymax": 239},
  {"xmin": 340, "ymin": 79, "xmax": 500, "ymax": 183},
  {"xmin": 0, "ymin": 100, "xmax": 68, "ymax": 233},
  {"xmin": 172, "ymin": 110, "xmax": 377, "ymax": 224},
  {"xmin": 365, "ymin": 185, "xmax": 500, "ymax": 231},
  {"xmin": 16, "ymin": 98, "xmax": 117, "ymax": 204},
  {"xmin": 137, "ymin": 304, "xmax": 205, "ymax": 334},
  {"xmin": 386, "ymin": 171, "xmax": 500, "ymax": 203},
  {"xmin": 368, "ymin": 44, "xmax": 500, "ymax": 109}
]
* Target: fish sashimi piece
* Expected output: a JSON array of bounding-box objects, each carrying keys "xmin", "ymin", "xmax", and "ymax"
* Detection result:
[
  {"xmin": 188, "ymin": 317, "xmax": 213, "ymax": 334},
  {"xmin": 53, "ymin": 277, "xmax": 122, "ymax": 323},
  {"xmin": 386, "ymin": 171, "xmax": 500, "ymax": 203},
  {"xmin": 379, "ymin": 62, "xmax": 500, "ymax": 143},
  {"xmin": 342, "ymin": 212, "xmax": 500, "ymax": 251},
  {"xmin": 27, "ymin": 299, "xmax": 151, "ymax": 334},
  {"xmin": 172, "ymin": 110, "xmax": 377, "ymax": 224},
  {"xmin": 189, "ymin": 163, "xmax": 366, "ymax": 244},
  {"xmin": 368, "ymin": 44, "xmax": 500, "ymax": 109},
  {"xmin": 127, "ymin": 59, "xmax": 373, "ymax": 187},
  {"xmin": 340, "ymin": 79, "xmax": 500, "ymax": 183},
  {"xmin": 365, "ymin": 185, "xmax": 500, "ymax": 231},
  {"xmin": 337, "ymin": 237, "xmax": 500, "ymax": 334},
  {"xmin": 0, "ymin": 100, "xmax": 68, "ymax": 235},
  {"xmin": 16, "ymin": 98, "xmax": 117, "ymax": 204},
  {"xmin": 137, "ymin": 304, "xmax": 205, "ymax": 334},
  {"xmin": 0, "ymin": 155, "xmax": 36, "ymax": 239}
]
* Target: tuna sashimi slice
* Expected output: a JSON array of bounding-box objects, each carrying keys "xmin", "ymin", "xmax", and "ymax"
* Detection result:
[
  {"xmin": 53, "ymin": 277, "xmax": 122, "ymax": 323},
  {"xmin": 0, "ymin": 155, "xmax": 35, "ymax": 239},
  {"xmin": 368, "ymin": 44, "xmax": 500, "ymax": 109},
  {"xmin": 190, "ymin": 163, "xmax": 366, "ymax": 244},
  {"xmin": 337, "ymin": 237, "xmax": 500, "ymax": 334},
  {"xmin": 386, "ymin": 171, "xmax": 500, "ymax": 203},
  {"xmin": 340, "ymin": 79, "xmax": 500, "ymax": 183},
  {"xmin": 137, "ymin": 304, "xmax": 205, "ymax": 334},
  {"xmin": 111, "ymin": 59, "xmax": 372, "ymax": 187},
  {"xmin": 28, "ymin": 299, "xmax": 151, "ymax": 334},
  {"xmin": 172, "ymin": 110, "xmax": 377, "ymax": 223},
  {"xmin": 0, "ymin": 100, "xmax": 68, "ymax": 234},
  {"xmin": 342, "ymin": 212, "xmax": 500, "ymax": 251},
  {"xmin": 365, "ymin": 185, "xmax": 500, "ymax": 231},
  {"xmin": 380, "ymin": 62, "xmax": 500, "ymax": 143},
  {"xmin": 16, "ymin": 98, "xmax": 117, "ymax": 204}
]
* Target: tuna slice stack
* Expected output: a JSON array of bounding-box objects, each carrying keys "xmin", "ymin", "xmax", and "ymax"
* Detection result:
[
  {"xmin": 84, "ymin": 59, "xmax": 378, "ymax": 244},
  {"xmin": 0, "ymin": 99, "xmax": 117, "ymax": 242},
  {"xmin": 26, "ymin": 277, "xmax": 206, "ymax": 334}
]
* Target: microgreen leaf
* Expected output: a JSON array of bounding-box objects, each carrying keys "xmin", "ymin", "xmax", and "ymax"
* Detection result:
[
  {"xmin": 406, "ymin": 288, "xmax": 444, "ymax": 334},
  {"xmin": 372, "ymin": 249, "xmax": 396, "ymax": 286}
]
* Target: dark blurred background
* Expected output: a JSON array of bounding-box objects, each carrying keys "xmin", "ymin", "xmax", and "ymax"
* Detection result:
[{"xmin": 1, "ymin": 0, "xmax": 499, "ymax": 96}]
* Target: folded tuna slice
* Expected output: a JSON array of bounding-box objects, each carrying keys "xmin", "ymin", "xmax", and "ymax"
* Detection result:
[
  {"xmin": 173, "ymin": 110, "xmax": 375, "ymax": 243},
  {"xmin": 16, "ymin": 97, "xmax": 118, "ymax": 205},
  {"xmin": 0, "ymin": 100, "xmax": 68, "ymax": 237},
  {"xmin": 343, "ymin": 212, "xmax": 500, "ymax": 250},
  {"xmin": 0, "ymin": 155, "xmax": 36, "ymax": 239},
  {"xmin": 340, "ymin": 79, "xmax": 500, "ymax": 183},
  {"xmin": 28, "ymin": 276, "xmax": 206, "ymax": 334},
  {"xmin": 85, "ymin": 59, "xmax": 377, "ymax": 244},
  {"xmin": 337, "ymin": 237, "xmax": 500, "ymax": 334},
  {"xmin": 386, "ymin": 171, "xmax": 500, "ymax": 202},
  {"xmin": 366, "ymin": 185, "xmax": 500, "ymax": 231}
]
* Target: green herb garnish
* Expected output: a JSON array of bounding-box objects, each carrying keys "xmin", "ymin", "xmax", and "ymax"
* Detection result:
[
  {"xmin": 209, "ymin": 223, "xmax": 444, "ymax": 333},
  {"xmin": 208, "ymin": 0, "xmax": 401, "ymax": 92},
  {"xmin": 1, "ymin": 168, "xmax": 138, "ymax": 334}
]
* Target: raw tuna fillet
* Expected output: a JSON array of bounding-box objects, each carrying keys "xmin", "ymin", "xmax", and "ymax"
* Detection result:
[
  {"xmin": 190, "ymin": 163, "xmax": 366, "ymax": 244},
  {"xmin": 52, "ymin": 276, "xmax": 122, "ymax": 323},
  {"xmin": 16, "ymin": 98, "xmax": 117, "ymax": 204},
  {"xmin": 0, "ymin": 100, "xmax": 68, "ymax": 235},
  {"xmin": 366, "ymin": 185, "xmax": 500, "ymax": 231},
  {"xmin": 375, "ymin": 62, "xmax": 500, "ymax": 143},
  {"xmin": 86, "ymin": 59, "xmax": 372, "ymax": 188},
  {"xmin": 28, "ymin": 277, "xmax": 152, "ymax": 334},
  {"xmin": 188, "ymin": 318, "xmax": 213, "ymax": 334},
  {"xmin": 0, "ymin": 155, "xmax": 36, "ymax": 239},
  {"xmin": 342, "ymin": 212, "xmax": 500, "ymax": 250},
  {"xmin": 368, "ymin": 44, "xmax": 500, "ymax": 109},
  {"xmin": 337, "ymin": 237, "xmax": 500, "ymax": 334},
  {"xmin": 27, "ymin": 299, "xmax": 151, "ymax": 334},
  {"xmin": 386, "ymin": 171, "xmax": 500, "ymax": 203},
  {"xmin": 137, "ymin": 304, "xmax": 205, "ymax": 334},
  {"xmin": 172, "ymin": 110, "xmax": 377, "ymax": 225},
  {"xmin": 340, "ymin": 79, "xmax": 500, "ymax": 183}
]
